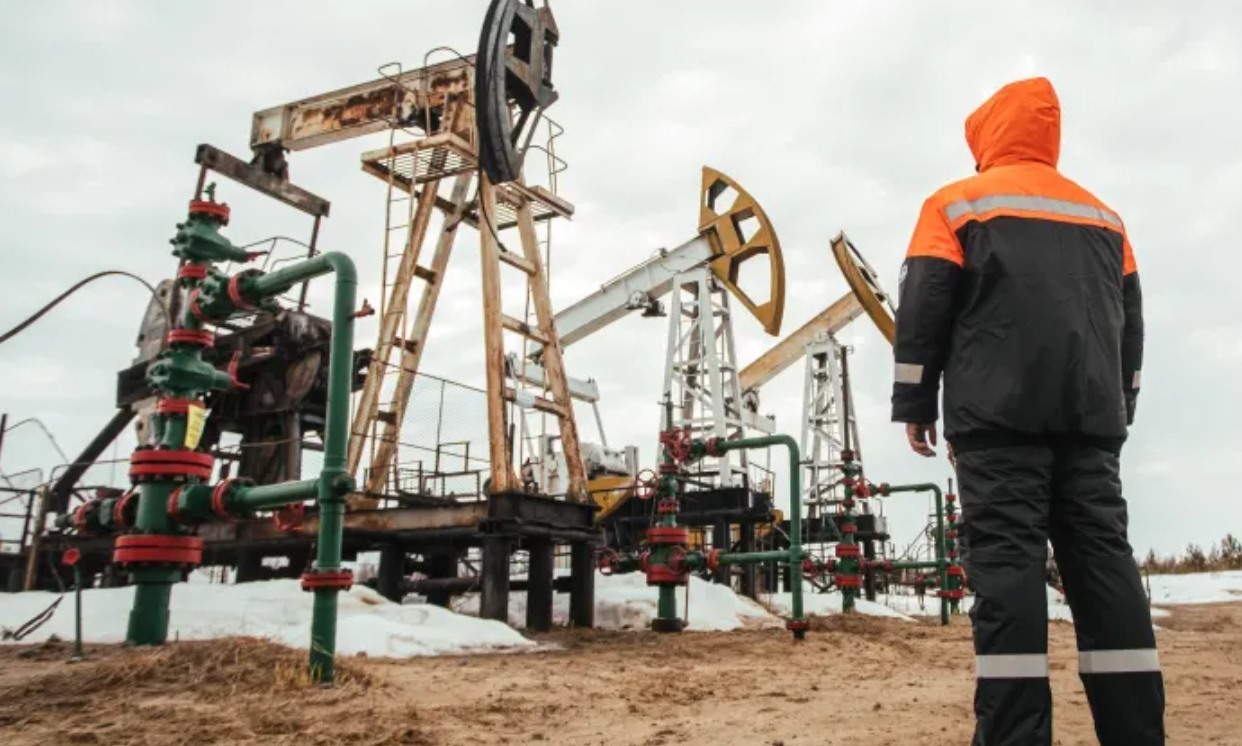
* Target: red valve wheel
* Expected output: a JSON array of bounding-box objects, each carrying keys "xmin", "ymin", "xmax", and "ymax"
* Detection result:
[
  {"xmin": 634, "ymin": 469, "xmax": 658, "ymax": 500},
  {"xmin": 61, "ymin": 548, "xmax": 81, "ymax": 567}
]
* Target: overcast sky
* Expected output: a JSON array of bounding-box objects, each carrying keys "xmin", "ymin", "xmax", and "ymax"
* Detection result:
[{"xmin": 1, "ymin": 1, "xmax": 1239, "ymax": 556}]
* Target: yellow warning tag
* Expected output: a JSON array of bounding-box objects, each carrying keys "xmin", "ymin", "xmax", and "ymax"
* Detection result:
[{"xmin": 184, "ymin": 404, "xmax": 207, "ymax": 450}]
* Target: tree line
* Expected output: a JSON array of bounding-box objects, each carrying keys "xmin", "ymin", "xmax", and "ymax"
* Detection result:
[{"xmin": 1140, "ymin": 534, "xmax": 1242, "ymax": 574}]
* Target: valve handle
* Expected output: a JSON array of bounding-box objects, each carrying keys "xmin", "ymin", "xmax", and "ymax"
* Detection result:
[{"xmin": 634, "ymin": 469, "xmax": 659, "ymax": 500}]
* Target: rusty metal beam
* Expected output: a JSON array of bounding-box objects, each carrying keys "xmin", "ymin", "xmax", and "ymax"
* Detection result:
[
  {"xmin": 199, "ymin": 501, "xmax": 490, "ymax": 543},
  {"xmin": 738, "ymin": 291, "xmax": 863, "ymax": 393},
  {"xmin": 250, "ymin": 56, "xmax": 474, "ymax": 154},
  {"xmin": 195, "ymin": 144, "xmax": 331, "ymax": 218}
]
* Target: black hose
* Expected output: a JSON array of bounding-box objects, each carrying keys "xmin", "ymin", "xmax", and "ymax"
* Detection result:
[{"xmin": 0, "ymin": 270, "xmax": 168, "ymax": 346}]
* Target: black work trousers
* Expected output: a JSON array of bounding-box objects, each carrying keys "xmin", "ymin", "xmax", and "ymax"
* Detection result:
[{"xmin": 954, "ymin": 437, "xmax": 1165, "ymax": 746}]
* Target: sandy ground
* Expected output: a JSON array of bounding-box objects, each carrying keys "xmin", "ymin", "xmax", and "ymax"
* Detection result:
[{"xmin": 2, "ymin": 603, "xmax": 1240, "ymax": 746}]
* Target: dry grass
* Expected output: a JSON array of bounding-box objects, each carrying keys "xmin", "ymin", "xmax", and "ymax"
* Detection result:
[{"xmin": 0, "ymin": 637, "xmax": 375, "ymax": 719}]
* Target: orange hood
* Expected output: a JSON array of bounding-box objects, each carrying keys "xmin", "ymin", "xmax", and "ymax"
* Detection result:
[{"xmin": 965, "ymin": 77, "xmax": 1061, "ymax": 171}]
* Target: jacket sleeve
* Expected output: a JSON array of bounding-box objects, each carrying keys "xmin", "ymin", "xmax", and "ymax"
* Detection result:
[
  {"xmin": 1121, "ymin": 235, "xmax": 1143, "ymax": 425},
  {"xmin": 891, "ymin": 196, "xmax": 964, "ymax": 424}
]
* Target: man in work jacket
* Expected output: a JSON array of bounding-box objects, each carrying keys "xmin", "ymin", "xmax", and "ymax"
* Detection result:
[{"xmin": 890, "ymin": 77, "xmax": 1163, "ymax": 745}]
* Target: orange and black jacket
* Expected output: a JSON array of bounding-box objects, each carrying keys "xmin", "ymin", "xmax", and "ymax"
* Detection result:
[{"xmin": 891, "ymin": 78, "xmax": 1143, "ymax": 444}]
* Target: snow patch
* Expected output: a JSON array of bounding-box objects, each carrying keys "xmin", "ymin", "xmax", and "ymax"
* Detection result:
[
  {"xmin": 764, "ymin": 591, "xmax": 916, "ymax": 622},
  {"xmin": 453, "ymin": 571, "xmax": 780, "ymax": 631},
  {"xmin": 0, "ymin": 579, "xmax": 533, "ymax": 657},
  {"xmin": 1145, "ymin": 570, "xmax": 1242, "ymax": 606}
]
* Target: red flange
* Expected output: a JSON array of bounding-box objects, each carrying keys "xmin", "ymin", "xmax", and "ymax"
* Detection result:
[
  {"xmin": 273, "ymin": 502, "xmax": 305, "ymax": 532},
  {"xmin": 945, "ymin": 530, "xmax": 958, "ymax": 539},
  {"xmin": 938, "ymin": 588, "xmax": 966, "ymax": 600},
  {"xmin": 834, "ymin": 543, "xmax": 862, "ymax": 558},
  {"xmin": 301, "ymin": 570, "xmax": 354, "ymax": 592},
  {"xmin": 71, "ymin": 501, "xmax": 95, "ymax": 535},
  {"xmin": 785, "ymin": 618, "xmax": 810, "ymax": 632},
  {"xmin": 187, "ymin": 287, "xmax": 207, "ymax": 321},
  {"xmin": 211, "ymin": 479, "xmax": 240, "ymax": 522},
  {"xmin": 113, "ymin": 534, "xmax": 204, "ymax": 567},
  {"xmin": 227, "ymin": 273, "xmax": 257, "ymax": 312},
  {"xmin": 156, "ymin": 398, "xmax": 204, "ymax": 416},
  {"xmin": 189, "ymin": 199, "xmax": 230, "ymax": 224},
  {"xmin": 705, "ymin": 548, "xmax": 723, "ymax": 573},
  {"xmin": 854, "ymin": 481, "xmax": 872, "ymax": 498},
  {"xmin": 167, "ymin": 329, "xmax": 215, "ymax": 347},
  {"xmin": 876, "ymin": 482, "xmax": 891, "ymax": 496},
  {"xmin": 178, "ymin": 264, "xmax": 209, "ymax": 281},
  {"xmin": 129, "ymin": 449, "xmax": 215, "ymax": 481},
  {"xmin": 945, "ymin": 493, "xmax": 957, "ymax": 504},
  {"xmin": 840, "ymin": 523, "xmax": 857, "ymax": 534},
  {"xmin": 841, "ymin": 498, "xmax": 856, "ymax": 509},
  {"xmin": 656, "ymin": 498, "xmax": 679, "ymax": 515},
  {"xmin": 947, "ymin": 565, "xmax": 966, "ymax": 577},
  {"xmin": 646, "ymin": 526, "xmax": 690, "ymax": 546},
  {"xmin": 112, "ymin": 491, "xmax": 137, "ymax": 531},
  {"xmin": 834, "ymin": 573, "xmax": 862, "ymax": 589},
  {"xmin": 167, "ymin": 487, "xmax": 186, "ymax": 524}
]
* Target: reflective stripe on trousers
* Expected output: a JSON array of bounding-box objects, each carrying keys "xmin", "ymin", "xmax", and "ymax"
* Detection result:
[
  {"xmin": 976, "ymin": 654, "xmax": 1049, "ymax": 679},
  {"xmin": 1079, "ymin": 648, "xmax": 1161, "ymax": 674}
]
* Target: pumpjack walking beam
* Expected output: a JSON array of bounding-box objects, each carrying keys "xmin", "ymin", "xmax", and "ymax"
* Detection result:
[{"xmin": 238, "ymin": 3, "xmax": 588, "ymax": 504}]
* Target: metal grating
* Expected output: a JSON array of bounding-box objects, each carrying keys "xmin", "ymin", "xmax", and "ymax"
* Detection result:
[{"xmin": 364, "ymin": 140, "xmax": 475, "ymax": 185}]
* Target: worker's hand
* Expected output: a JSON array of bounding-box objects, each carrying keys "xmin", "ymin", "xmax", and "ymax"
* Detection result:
[{"xmin": 905, "ymin": 422, "xmax": 937, "ymax": 457}]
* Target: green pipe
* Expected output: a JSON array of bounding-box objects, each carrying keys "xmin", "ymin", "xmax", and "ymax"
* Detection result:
[
  {"xmin": 651, "ymin": 399, "xmax": 683, "ymax": 633},
  {"xmin": 719, "ymin": 550, "xmax": 792, "ymax": 565},
  {"xmin": 251, "ymin": 254, "xmax": 345, "ymax": 298},
  {"xmin": 304, "ymin": 252, "xmax": 357, "ymax": 684},
  {"xmin": 713, "ymin": 435, "xmax": 805, "ymax": 635},
  {"xmin": 886, "ymin": 560, "xmax": 941, "ymax": 571},
  {"xmin": 884, "ymin": 482, "xmax": 949, "ymax": 625},
  {"xmin": 230, "ymin": 479, "xmax": 319, "ymax": 511}
]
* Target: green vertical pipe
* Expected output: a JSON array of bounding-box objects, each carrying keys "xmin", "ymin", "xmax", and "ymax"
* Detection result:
[
  {"xmin": 652, "ymin": 398, "xmax": 683, "ymax": 632},
  {"xmin": 885, "ymin": 482, "xmax": 948, "ymax": 625},
  {"xmin": 713, "ymin": 435, "xmax": 803, "ymax": 632},
  {"xmin": 303, "ymin": 252, "xmax": 356, "ymax": 684}
]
